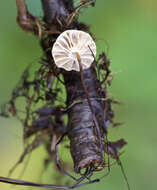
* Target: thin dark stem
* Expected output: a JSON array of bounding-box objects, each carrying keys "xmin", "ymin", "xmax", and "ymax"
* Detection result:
[
  {"xmin": 77, "ymin": 54, "xmax": 103, "ymax": 159},
  {"xmin": 0, "ymin": 176, "xmax": 69, "ymax": 189},
  {"xmin": 117, "ymin": 159, "xmax": 131, "ymax": 190},
  {"xmin": 0, "ymin": 176, "xmax": 99, "ymax": 189},
  {"xmin": 55, "ymin": 133, "xmax": 78, "ymax": 181}
]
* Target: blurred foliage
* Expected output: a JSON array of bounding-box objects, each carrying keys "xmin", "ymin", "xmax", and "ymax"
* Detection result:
[{"xmin": 0, "ymin": 0, "xmax": 157, "ymax": 190}]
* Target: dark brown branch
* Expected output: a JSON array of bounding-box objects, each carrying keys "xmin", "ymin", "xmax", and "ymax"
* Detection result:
[
  {"xmin": 40, "ymin": 0, "xmax": 108, "ymax": 173},
  {"xmin": 41, "ymin": 0, "xmax": 73, "ymax": 25},
  {"xmin": 0, "ymin": 0, "xmax": 130, "ymax": 189},
  {"xmin": 16, "ymin": 0, "xmax": 42, "ymax": 36}
]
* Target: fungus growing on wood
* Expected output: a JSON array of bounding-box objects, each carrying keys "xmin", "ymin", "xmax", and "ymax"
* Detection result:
[{"xmin": 52, "ymin": 30, "xmax": 96, "ymax": 71}]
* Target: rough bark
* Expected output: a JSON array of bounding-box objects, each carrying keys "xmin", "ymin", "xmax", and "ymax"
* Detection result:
[{"xmin": 41, "ymin": 0, "xmax": 108, "ymax": 173}]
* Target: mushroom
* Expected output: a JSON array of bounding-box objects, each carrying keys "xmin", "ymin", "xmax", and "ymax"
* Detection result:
[{"xmin": 52, "ymin": 30, "xmax": 96, "ymax": 71}]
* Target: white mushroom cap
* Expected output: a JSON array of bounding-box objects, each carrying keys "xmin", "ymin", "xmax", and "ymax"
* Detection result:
[{"xmin": 52, "ymin": 30, "xmax": 96, "ymax": 72}]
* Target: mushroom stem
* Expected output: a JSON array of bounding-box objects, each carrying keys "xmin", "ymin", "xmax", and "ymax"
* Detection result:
[{"xmin": 77, "ymin": 56, "xmax": 103, "ymax": 155}]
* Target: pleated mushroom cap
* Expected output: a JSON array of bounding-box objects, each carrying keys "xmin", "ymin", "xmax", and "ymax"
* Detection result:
[{"xmin": 52, "ymin": 30, "xmax": 96, "ymax": 71}]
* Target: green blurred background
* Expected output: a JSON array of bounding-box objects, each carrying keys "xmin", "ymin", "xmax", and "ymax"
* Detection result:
[{"xmin": 0, "ymin": 0, "xmax": 157, "ymax": 189}]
